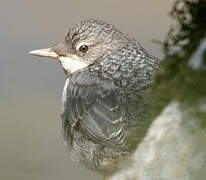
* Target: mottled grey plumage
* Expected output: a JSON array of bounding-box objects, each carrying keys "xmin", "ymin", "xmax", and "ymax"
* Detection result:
[
  {"xmin": 59, "ymin": 19, "xmax": 159, "ymax": 173},
  {"xmin": 30, "ymin": 19, "xmax": 159, "ymax": 174}
]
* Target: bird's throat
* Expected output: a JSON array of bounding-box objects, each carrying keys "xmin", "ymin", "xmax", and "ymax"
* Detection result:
[{"xmin": 59, "ymin": 55, "xmax": 89, "ymax": 74}]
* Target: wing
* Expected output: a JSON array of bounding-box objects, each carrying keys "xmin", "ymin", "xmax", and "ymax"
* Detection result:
[{"xmin": 61, "ymin": 70, "xmax": 126, "ymax": 149}]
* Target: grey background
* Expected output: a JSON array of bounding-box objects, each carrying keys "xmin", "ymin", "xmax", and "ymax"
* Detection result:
[{"xmin": 0, "ymin": 0, "xmax": 172, "ymax": 179}]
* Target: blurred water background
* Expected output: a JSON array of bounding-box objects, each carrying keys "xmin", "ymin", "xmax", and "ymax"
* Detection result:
[{"xmin": 0, "ymin": 0, "xmax": 172, "ymax": 179}]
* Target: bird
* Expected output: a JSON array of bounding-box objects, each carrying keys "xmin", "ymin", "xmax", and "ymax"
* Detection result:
[{"xmin": 29, "ymin": 19, "xmax": 159, "ymax": 175}]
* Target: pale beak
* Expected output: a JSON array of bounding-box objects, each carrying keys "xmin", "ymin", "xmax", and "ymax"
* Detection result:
[
  {"xmin": 29, "ymin": 47, "xmax": 89, "ymax": 74},
  {"xmin": 29, "ymin": 48, "xmax": 58, "ymax": 59}
]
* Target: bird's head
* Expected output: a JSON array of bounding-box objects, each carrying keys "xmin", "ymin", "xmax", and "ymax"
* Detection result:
[{"xmin": 30, "ymin": 19, "xmax": 128, "ymax": 75}]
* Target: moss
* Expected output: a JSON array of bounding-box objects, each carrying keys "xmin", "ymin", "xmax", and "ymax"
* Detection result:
[
  {"xmin": 192, "ymin": 111, "xmax": 206, "ymax": 129},
  {"xmin": 127, "ymin": 29, "xmax": 206, "ymax": 152},
  {"xmin": 126, "ymin": 125, "xmax": 149, "ymax": 152},
  {"xmin": 104, "ymin": 154, "xmax": 133, "ymax": 177},
  {"xmin": 202, "ymin": 51, "xmax": 206, "ymax": 70},
  {"xmin": 149, "ymin": 55, "xmax": 206, "ymax": 106},
  {"xmin": 119, "ymin": 0, "xmax": 206, "ymax": 171}
]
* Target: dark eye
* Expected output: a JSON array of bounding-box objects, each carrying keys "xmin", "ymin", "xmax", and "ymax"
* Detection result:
[{"xmin": 79, "ymin": 45, "xmax": 88, "ymax": 52}]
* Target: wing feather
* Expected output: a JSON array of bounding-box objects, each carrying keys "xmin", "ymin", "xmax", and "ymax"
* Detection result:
[{"xmin": 61, "ymin": 70, "xmax": 126, "ymax": 149}]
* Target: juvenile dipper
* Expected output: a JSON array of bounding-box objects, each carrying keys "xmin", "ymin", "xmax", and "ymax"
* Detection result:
[{"xmin": 30, "ymin": 19, "xmax": 159, "ymax": 174}]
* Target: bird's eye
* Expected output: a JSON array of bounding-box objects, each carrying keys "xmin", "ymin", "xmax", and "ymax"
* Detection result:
[{"xmin": 78, "ymin": 45, "xmax": 88, "ymax": 53}]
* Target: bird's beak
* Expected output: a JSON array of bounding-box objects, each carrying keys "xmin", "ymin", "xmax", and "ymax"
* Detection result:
[
  {"xmin": 29, "ymin": 48, "xmax": 58, "ymax": 59},
  {"xmin": 29, "ymin": 45, "xmax": 89, "ymax": 74}
]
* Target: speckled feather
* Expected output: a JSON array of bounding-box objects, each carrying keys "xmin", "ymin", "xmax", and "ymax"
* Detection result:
[{"xmin": 60, "ymin": 19, "xmax": 159, "ymax": 174}]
